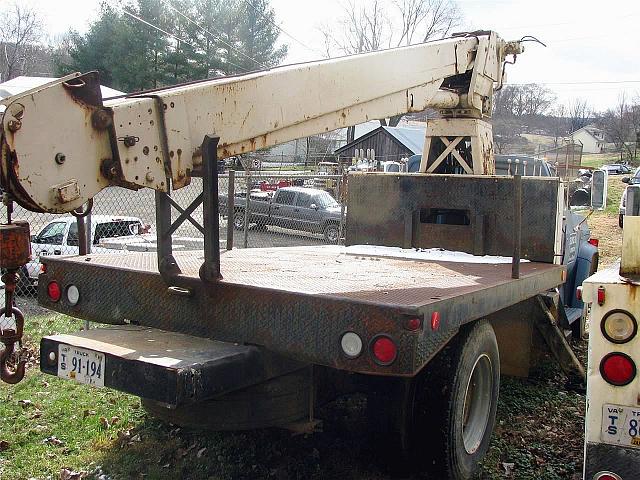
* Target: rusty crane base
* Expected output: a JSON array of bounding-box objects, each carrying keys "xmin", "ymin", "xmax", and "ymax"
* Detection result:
[{"xmin": 39, "ymin": 246, "xmax": 565, "ymax": 385}]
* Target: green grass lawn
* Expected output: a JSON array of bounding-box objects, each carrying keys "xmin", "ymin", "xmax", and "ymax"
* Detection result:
[{"xmin": 1, "ymin": 312, "xmax": 589, "ymax": 480}]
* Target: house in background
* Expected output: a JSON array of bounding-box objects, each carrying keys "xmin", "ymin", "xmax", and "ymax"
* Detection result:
[
  {"xmin": 334, "ymin": 125, "xmax": 425, "ymax": 165},
  {"xmin": 569, "ymin": 124, "xmax": 606, "ymax": 154}
]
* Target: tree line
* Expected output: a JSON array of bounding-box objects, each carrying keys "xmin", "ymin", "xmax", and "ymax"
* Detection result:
[{"xmin": 0, "ymin": 0, "xmax": 286, "ymax": 93}]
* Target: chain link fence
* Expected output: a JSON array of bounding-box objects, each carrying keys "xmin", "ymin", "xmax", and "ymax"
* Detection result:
[{"xmin": 0, "ymin": 172, "xmax": 347, "ymax": 334}]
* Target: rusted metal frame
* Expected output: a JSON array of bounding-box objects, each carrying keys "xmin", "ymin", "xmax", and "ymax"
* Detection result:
[
  {"xmin": 440, "ymin": 136, "xmax": 473, "ymax": 174},
  {"xmin": 199, "ymin": 135, "xmax": 222, "ymax": 282},
  {"xmin": 412, "ymin": 266, "xmax": 565, "ymax": 373},
  {"xmin": 37, "ymin": 259, "xmax": 419, "ymax": 376},
  {"xmin": 226, "ymin": 170, "xmax": 235, "ymax": 250},
  {"xmin": 164, "ymin": 193, "xmax": 205, "ymax": 237},
  {"xmin": 512, "ymin": 174, "xmax": 522, "ymax": 279},
  {"xmin": 155, "ymin": 190, "xmax": 181, "ymax": 278},
  {"xmin": 426, "ymin": 136, "xmax": 464, "ymax": 173},
  {"xmin": 534, "ymin": 295, "xmax": 586, "ymax": 387}
]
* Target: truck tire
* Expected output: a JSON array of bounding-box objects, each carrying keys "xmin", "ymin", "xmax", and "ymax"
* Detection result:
[
  {"xmin": 323, "ymin": 223, "xmax": 340, "ymax": 243},
  {"xmin": 377, "ymin": 320, "xmax": 500, "ymax": 479}
]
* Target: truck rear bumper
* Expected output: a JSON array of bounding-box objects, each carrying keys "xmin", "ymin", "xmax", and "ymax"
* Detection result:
[{"xmin": 40, "ymin": 326, "xmax": 305, "ymax": 407}]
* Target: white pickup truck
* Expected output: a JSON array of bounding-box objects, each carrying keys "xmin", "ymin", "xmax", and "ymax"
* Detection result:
[{"xmin": 20, "ymin": 215, "xmax": 144, "ymax": 292}]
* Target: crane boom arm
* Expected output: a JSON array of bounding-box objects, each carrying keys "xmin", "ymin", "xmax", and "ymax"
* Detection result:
[{"xmin": 0, "ymin": 31, "xmax": 522, "ymax": 213}]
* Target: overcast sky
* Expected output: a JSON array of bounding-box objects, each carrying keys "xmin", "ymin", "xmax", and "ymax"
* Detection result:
[{"xmin": 23, "ymin": 0, "xmax": 640, "ymax": 112}]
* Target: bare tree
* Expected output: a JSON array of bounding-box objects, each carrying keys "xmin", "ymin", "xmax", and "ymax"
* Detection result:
[
  {"xmin": 597, "ymin": 93, "xmax": 639, "ymax": 162},
  {"xmin": 567, "ymin": 98, "xmax": 591, "ymax": 134},
  {"xmin": 0, "ymin": 2, "xmax": 44, "ymax": 81},
  {"xmin": 493, "ymin": 84, "xmax": 556, "ymax": 118}
]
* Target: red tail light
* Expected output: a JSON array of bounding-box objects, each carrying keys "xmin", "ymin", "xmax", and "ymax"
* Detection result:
[
  {"xmin": 588, "ymin": 238, "xmax": 599, "ymax": 247},
  {"xmin": 600, "ymin": 352, "xmax": 636, "ymax": 386},
  {"xmin": 431, "ymin": 312, "xmax": 441, "ymax": 331},
  {"xmin": 576, "ymin": 286, "xmax": 583, "ymax": 301},
  {"xmin": 597, "ymin": 286, "xmax": 606, "ymax": 306},
  {"xmin": 405, "ymin": 317, "xmax": 422, "ymax": 331},
  {"xmin": 371, "ymin": 336, "xmax": 397, "ymax": 365},
  {"xmin": 47, "ymin": 281, "xmax": 61, "ymax": 302},
  {"xmin": 40, "ymin": 263, "xmax": 47, "ymax": 273},
  {"xmin": 594, "ymin": 472, "xmax": 622, "ymax": 480}
]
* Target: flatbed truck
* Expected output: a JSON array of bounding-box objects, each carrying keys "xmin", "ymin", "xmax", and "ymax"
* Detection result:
[{"xmin": 0, "ymin": 31, "xmax": 598, "ymax": 478}]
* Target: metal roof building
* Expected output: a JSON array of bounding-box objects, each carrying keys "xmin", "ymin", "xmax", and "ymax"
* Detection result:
[{"xmin": 334, "ymin": 125, "xmax": 426, "ymax": 163}]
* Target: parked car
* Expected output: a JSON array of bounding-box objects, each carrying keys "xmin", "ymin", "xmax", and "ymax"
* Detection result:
[
  {"xmin": 18, "ymin": 215, "xmax": 144, "ymax": 292},
  {"xmin": 619, "ymin": 166, "xmax": 640, "ymax": 227},
  {"xmin": 219, "ymin": 186, "xmax": 344, "ymax": 242},
  {"xmin": 602, "ymin": 163, "xmax": 632, "ymax": 175}
]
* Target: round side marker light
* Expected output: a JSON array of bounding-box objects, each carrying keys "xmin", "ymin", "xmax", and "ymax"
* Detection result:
[
  {"xmin": 66, "ymin": 285, "xmax": 80, "ymax": 306},
  {"xmin": 340, "ymin": 332, "xmax": 363, "ymax": 358}
]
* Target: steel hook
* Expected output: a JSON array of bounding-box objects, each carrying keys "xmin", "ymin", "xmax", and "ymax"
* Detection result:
[{"xmin": 0, "ymin": 306, "xmax": 26, "ymax": 384}]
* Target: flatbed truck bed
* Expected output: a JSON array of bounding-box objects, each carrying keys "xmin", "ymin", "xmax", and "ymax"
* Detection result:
[{"xmin": 39, "ymin": 246, "xmax": 565, "ymax": 378}]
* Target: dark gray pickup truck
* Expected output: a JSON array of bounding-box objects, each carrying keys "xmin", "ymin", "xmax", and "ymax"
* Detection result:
[{"xmin": 219, "ymin": 186, "xmax": 344, "ymax": 242}]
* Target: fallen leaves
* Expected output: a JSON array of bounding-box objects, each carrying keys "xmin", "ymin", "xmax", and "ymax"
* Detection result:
[
  {"xmin": 60, "ymin": 468, "xmax": 87, "ymax": 480},
  {"xmin": 43, "ymin": 436, "xmax": 65, "ymax": 447},
  {"xmin": 18, "ymin": 399, "xmax": 33, "ymax": 408}
]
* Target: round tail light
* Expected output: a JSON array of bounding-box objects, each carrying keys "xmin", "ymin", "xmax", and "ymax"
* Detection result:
[
  {"xmin": 600, "ymin": 352, "xmax": 636, "ymax": 386},
  {"xmin": 601, "ymin": 310, "xmax": 637, "ymax": 344},
  {"xmin": 47, "ymin": 281, "xmax": 61, "ymax": 302},
  {"xmin": 371, "ymin": 336, "xmax": 397, "ymax": 365},
  {"xmin": 594, "ymin": 472, "xmax": 622, "ymax": 480},
  {"xmin": 66, "ymin": 285, "xmax": 80, "ymax": 306}
]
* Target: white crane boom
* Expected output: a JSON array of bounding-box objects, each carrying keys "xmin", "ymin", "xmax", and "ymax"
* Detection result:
[{"xmin": 0, "ymin": 31, "xmax": 522, "ymax": 213}]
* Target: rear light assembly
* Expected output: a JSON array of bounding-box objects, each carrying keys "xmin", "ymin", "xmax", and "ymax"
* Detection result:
[
  {"xmin": 576, "ymin": 286, "xmax": 583, "ymax": 301},
  {"xmin": 588, "ymin": 238, "xmax": 599, "ymax": 247},
  {"xmin": 371, "ymin": 335, "xmax": 397, "ymax": 365},
  {"xmin": 47, "ymin": 281, "xmax": 61, "ymax": 302},
  {"xmin": 601, "ymin": 310, "xmax": 637, "ymax": 344},
  {"xmin": 600, "ymin": 352, "xmax": 636, "ymax": 386}
]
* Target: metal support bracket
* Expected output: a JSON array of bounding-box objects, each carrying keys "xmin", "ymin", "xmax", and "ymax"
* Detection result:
[{"xmin": 534, "ymin": 295, "xmax": 586, "ymax": 389}]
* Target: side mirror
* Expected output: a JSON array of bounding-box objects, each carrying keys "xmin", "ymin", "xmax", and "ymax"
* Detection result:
[
  {"xmin": 622, "ymin": 176, "xmax": 630, "ymax": 184},
  {"xmin": 591, "ymin": 169, "xmax": 608, "ymax": 210},
  {"xmin": 310, "ymin": 203, "xmax": 318, "ymax": 210}
]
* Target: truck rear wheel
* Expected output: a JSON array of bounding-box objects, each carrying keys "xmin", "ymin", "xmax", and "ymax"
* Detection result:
[{"xmin": 377, "ymin": 320, "xmax": 500, "ymax": 479}]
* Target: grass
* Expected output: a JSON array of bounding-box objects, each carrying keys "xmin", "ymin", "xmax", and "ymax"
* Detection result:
[{"xmin": 0, "ymin": 182, "xmax": 628, "ymax": 479}]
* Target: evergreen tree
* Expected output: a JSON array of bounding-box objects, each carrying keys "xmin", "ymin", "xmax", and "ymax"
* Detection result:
[{"xmin": 56, "ymin": 0, "xmax": 287, "ymax": 92}]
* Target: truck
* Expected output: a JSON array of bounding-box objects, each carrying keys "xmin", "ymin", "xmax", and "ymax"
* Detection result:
[
  {"xmin": 19, "ymin": 215, "xmax": 144, "ymax": 291},
  {"xmin": 218, "ymin": 186, "xmax": 344, "ymax": 242},
  {"xmin": 0, "ymin": 31, "xmax": 599, "ymax": 479},
  {"xmin": 582, "ymin": 184, "xmax": 640, "ymax": 480}
]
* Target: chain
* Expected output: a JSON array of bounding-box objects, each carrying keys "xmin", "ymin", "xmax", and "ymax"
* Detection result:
[{"xmin": 0, "ymin": 198, "xmax": 27, "ymax": 383}]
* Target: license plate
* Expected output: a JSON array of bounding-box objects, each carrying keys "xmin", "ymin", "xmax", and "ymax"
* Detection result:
[
  {"xmin": 601, "ymin": 404, "xmax": 640, "ymax": 449},
  {"xmin": 57, "ymin": 344, "xmax": 105, "ymax": 387}
]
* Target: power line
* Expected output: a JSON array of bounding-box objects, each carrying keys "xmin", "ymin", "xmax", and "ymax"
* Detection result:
[
  {"xmin": 166, "ymin": 3, "xmax": 269, "ymax": 70},
  {"xmin": 242, "ymin": 0, "xmax": 324, "ymax": 57},
  {"xmin": 122, "ymin": 8, "xmax": 250, "ymax": 74},
  {"xmin": 507, "ymin": 80, "xmax": 640, "ymax": 86}
]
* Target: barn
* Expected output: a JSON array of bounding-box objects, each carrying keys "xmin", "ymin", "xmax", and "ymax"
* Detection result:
[{"xmin": 334, "ymin": 125, "xmax": 426, "ymax": 165}]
